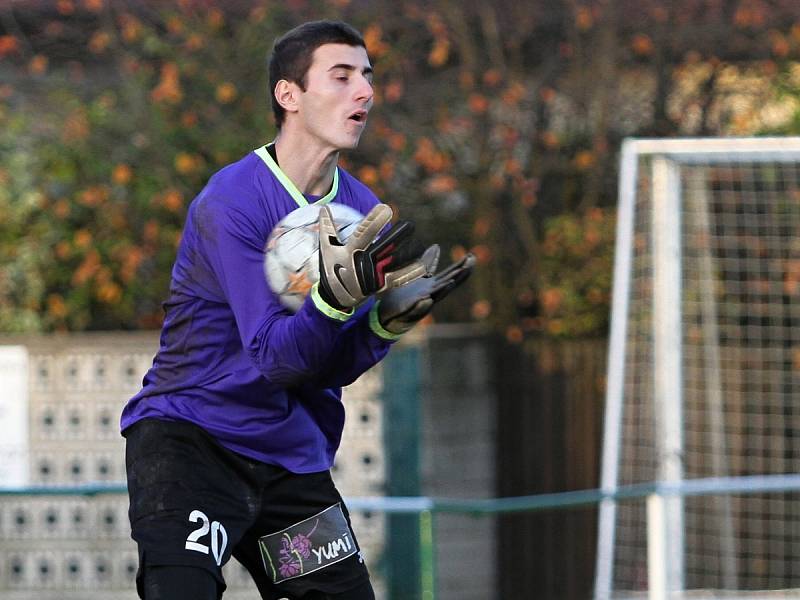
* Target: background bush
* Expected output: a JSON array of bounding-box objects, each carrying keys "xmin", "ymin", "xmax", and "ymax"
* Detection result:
[{"xmin": 2, "ymin": 0, "xmax": 800, "ymax": 339}]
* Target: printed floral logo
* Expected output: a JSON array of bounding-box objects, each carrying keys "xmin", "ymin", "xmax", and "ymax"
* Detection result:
[{"xmin": 277, "ymin": 519, "xmax": 318, "ymax": 579}]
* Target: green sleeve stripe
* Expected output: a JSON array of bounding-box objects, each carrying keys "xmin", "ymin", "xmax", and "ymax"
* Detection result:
[
  {"xmin": 369, "ymin": 302, "xmax": 403, "ymax": 341},
  {"xmin": 253, "ymin": 145, "xmax": 340, "ymax": 208},
  {"xmin": 310, "ymin": 283, "xmax": 353, "ymax": 322}
]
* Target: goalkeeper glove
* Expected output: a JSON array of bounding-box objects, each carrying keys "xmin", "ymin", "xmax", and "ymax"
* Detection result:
[
  {"xmin": 377, "ymin": 252, "xmax": 476, "ymax": 334},
  {"xmin": 317, "ymin": 204, "xmax": 432, "ymax": 311}
]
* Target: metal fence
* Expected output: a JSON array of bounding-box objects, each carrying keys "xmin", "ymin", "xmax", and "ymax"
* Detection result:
[{"xmin": 3, "ymin": 474, "xmax": 800, "ymax": 599}]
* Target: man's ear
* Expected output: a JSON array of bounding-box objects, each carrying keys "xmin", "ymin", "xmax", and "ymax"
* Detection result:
[{"xmin": 274, "ymin": 79, "xmax": 300, "ymax": 116}]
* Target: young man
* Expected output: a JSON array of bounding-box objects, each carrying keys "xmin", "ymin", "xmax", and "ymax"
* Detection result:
[{"xmin": 121, "ymin": 20, "xmax": 473, "ymax": 600}]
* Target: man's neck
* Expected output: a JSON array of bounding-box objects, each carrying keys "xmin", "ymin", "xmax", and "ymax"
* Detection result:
[{"xmin": 273, "ymin": 132, "xmax": 339, "ymax": 197}]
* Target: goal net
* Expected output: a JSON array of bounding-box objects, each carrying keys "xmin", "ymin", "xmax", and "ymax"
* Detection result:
[{"xmin": 595, "ymin": 138, "xmax": 800, "ymax": 599}]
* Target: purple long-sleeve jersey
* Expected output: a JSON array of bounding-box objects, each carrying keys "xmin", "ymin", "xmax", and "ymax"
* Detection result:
[{"xmin": 120, "ymin": 146, "xmax": 400, "ymax": 473}]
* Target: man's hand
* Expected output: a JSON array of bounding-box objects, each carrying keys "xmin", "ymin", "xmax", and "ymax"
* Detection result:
[
  {"xmin": 317, "ymin": 204, "xmax": 433, "ymax": 310},
  {"xmin": 377, "ymin": 253, "xmax": 476, "ymax": 334}
]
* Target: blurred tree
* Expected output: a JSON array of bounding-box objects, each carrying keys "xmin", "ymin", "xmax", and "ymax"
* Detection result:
[
  {"xmin": 0, "ymin": 0, "xmax": 294, "ymax": 330},
  {"xmin": 352, "ymin": 0, "xmax": 800, "ymax": 340},
  {"xmin": 1, "ymin": 0, "xmax": 800, "ymax": 338}
]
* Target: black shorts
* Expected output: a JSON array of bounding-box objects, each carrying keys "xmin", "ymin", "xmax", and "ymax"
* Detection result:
[{"xmin": 124, "ymin": 418, "xmax": 370, "ymax": 599}]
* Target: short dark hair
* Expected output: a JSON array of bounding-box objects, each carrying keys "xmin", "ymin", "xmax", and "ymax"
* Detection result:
[{"xmin": 268, "ymin": 20, "xmax": 367, "ymax": 129}]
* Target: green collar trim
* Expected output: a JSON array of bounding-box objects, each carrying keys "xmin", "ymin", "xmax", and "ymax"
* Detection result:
[{"xmin": 254, "ymin": 145, "xmax": 339, "ymax": 208}]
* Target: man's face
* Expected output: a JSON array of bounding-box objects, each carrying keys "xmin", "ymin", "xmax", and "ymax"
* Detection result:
[{"xmin": 294, "ymin": 43, "xmax": 374, "ymax": 151}]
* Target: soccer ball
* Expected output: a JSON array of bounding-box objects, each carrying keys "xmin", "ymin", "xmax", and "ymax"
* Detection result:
[{"xmin": 264, "ymin": 203, "xmax": 365, "ymax": 312}]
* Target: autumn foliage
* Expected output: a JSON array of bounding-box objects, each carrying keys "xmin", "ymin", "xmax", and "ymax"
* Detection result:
[{"xmin": 2, "ymin": 0, "xmax": 800, "ymax": 338}]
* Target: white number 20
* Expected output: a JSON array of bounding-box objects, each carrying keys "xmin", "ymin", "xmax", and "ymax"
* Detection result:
[{"xmin": 185, "ymin": 509, "xmax": 228, "ymax": 566}]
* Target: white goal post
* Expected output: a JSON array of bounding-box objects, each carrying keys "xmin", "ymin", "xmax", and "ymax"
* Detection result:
[{"xmin": 595, "ymin": 137, "xmax": 800, "ymax": 600}]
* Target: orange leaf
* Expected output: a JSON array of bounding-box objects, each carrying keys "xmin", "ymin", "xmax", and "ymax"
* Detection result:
[
  {"xmin": 54, "ymin": 198, "xmax": 71, "ymax": 219},
  {"xmin": 426, "ymin": 14, "xmax": 447, "ymax": 36},
  {"xmin": 55, "ymin": 241, "xmax": 72, "ymax": 260},
  {"xmin": 207, "ymin": 9, "xmax": 224, "ymax": 29},
  {"xmin": 79, "ymin": 185, "xmax": 109, "ymax": 207},
  {"xmin": 162, "ymin": 189, "xmax": 184, "ymax": 212},
  {"xmin": 501, "ymin": 83, "xmax": 526, "ymax": 106},
  {"xmin": 74, "ymin": 229, "xmax": 93, "ymax": 248},
  {"xmin": 216, "ymin": 82, "xmax": 238, "ymax": 104},
  {"xmin": 143, "ymin": 219, "xmax": 160, "ymax": 243},
  {"xmin": 0, "ymin": 36, "xmax": 18, "ymax": 57},
  {"xmin": 175, "ymin": 153, "xmax": 196, "ymax": 175},
  {"xmin": 384, "ymin": 80, "xmax": 404, "ymax": 103},
  {"xmin": 47, "ymin": 294, "xmax": 68, "ymax": 319},
  {"xmin": 97, "ymin": 282, "xmax": 122, "ymax": 304},
  {"xmin": 505, "ymin": 158, "xmax": 521, "ymax": 175},
  {"xmin": 72, "ymin": 250, "xmax": 100, "ymax": 286},
  {"xmin": 473, "ymin": 217, "xmax": 491, "ymax": 237},
  {"xmin": 120, "ymin": 247, "xmax": 144, "ymax": 282},
  {"xmin": 387, "ymin": 132, "xmax": 406, "ymax": 152},
  {"xmin": 541, "ymin": 288, "xmax": 564, "ymax": 315},
  {"xmin": 413, "ymin": 138, "xmax": 448, "ymax": 172},
  {"xmin": 631, "ymin": 34, "xmax": 654, "ymax": 56},
  {"xmin": 57, "ymin": 0, "xmax": 75, "ymax": 15},
  {"xmin": 83, "ymin": 0, "xmax": 104, "ymax": 12},
  {"xmin": 471, "ymin": 244, "xmax": 491, "ymax": 264},
  {"xmin": 539, "ymin": 86, "xmax": 556, "ymax": 104},
  {"xmin": 471, "ymin": 300, "xmax": 491, "ymax": 320},
  {"xmin": 428, "ymin": 38, "xmax": 450, "ymax": 67},
  {"xmin": 250, "ymin": 6, "xmax": 268, "ymax": 21},
  {"xmin": 771, "ymin": 32, "xmax": 790, "ymax": 58},
  {"xmin": 425, "ymin": 174, "xmax": 458, "ymax": 195},
  {"xmin": 450, "ymin": 245, "xmax": 467, "ymax": 261},
  {"xmin": 575, "ymin": 6, "xmax": 593, "ymax": 30},
  {"xmin": 181, "ymin": 111, "xmax": 199, "ymax": 128},
  {"xmin": 483, "ymin": 69, "xmax": 502, "ymax": 87},
  {"xmin": 89, "ymin": 31, "xmax": 112, "ymax": 54},
  {"xmin": 363, "ymin": 24, "xmax": 389, "ymax": 58},
  {"xmin": 521, "ymin": 191, "xmax": 537, "ymax": 207},
  {"xmin": 28, "ymin": 55, "xmax": 48, "ymax": 75},
  {"xmin": 379, "ymin": 160, "xmax": 395, "ymax": 181},
  {"xmin": 358, "ymin": 166, "xmax": 379, "ymax": 186},
  {"xmin": 185, "ymin": 34, "xmax": 204, "ymax": 51},
  {"xmin": 167, "ymin": 16, "xmax": 184, "ymax": 35},
  {"xmin": 112, "ymin": 164, "xmax": 133, "ymax": 185},
  {"xmin": 574, "ymin": 150, "xmax": 596, "ymax": 170},
  {"xmin": 151, "ymin": 63, "xmax": 183, "ymax": 104},
  {"xmin": 120, "ymin": 14, "xmax": 143, "ymax": 42},
  {"xmin": 506, "ymin": 325, "xmax": 523, "ymax": 344},
  {"xmin": 468, "ymin": 93, "xmax": 489, "ymax": 114}
]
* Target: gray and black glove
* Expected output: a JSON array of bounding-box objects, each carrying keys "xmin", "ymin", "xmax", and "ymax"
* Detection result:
[
  {"xmin": 317, "ymin": 204, "xmax": 432, "ymax": 311},
  {"xmin": 377, "ymin": 252, "xmax": 476, "ymax": 334}
]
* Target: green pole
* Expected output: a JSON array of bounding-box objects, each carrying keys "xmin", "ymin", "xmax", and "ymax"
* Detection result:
[
  {"xmin": 419, "ymin": 509, "xmax": 437, "ymax": 600},
  {"xmin": 382, "ymin": 346, "xmax": 422, "ymax": 599}
]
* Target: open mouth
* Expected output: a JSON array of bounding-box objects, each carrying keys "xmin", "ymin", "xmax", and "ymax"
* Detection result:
[{"xmin": 348, "ymin": 110, "xmax": 368, "ymax": 124}]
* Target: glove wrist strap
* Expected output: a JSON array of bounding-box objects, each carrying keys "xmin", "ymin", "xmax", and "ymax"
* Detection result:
[
  {"xmin": 369, "ymin": 303, "xmax": 405, "ymax": 340},
  {"xmin": 310, "ymin": 284, "xmax": 354, "ymax": 321}
]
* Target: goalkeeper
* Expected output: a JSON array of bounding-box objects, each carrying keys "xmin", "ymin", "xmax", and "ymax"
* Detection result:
[{"xmin": 120, "ymin": 19, "xmax": 473, "ymax": 600}]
